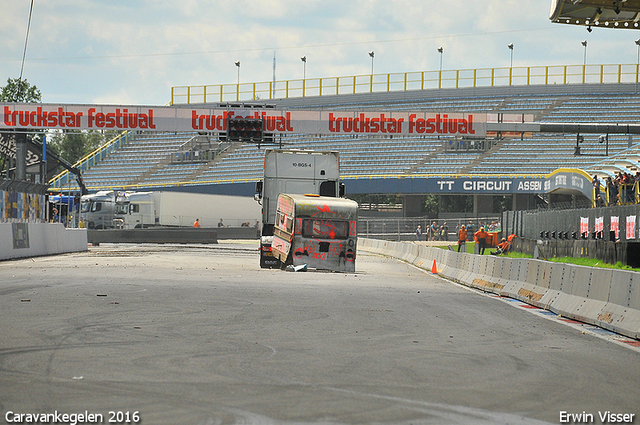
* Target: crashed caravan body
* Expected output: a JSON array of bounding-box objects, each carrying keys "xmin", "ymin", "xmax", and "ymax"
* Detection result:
[{"xmin": 271, "ymin": 193, "xmax": 358, "ymax": 272}]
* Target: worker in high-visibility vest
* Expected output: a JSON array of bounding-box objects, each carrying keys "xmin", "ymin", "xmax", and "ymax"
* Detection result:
[{"xmin": 474, "ymin": 226, "xmax": 489, "ymax": 255}]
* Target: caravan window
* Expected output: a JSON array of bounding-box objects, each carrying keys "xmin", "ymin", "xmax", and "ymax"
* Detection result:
[
  {"xmin": 130, "ymin": 204, "xmax": 140, "ymax": 213},
  {"xmin": 275, "ymin": 211, "xmax": 294, "ymax": 233},
  {"xmin": 302, "ymin": 219, "xmax": 348, "ymax": 239}
]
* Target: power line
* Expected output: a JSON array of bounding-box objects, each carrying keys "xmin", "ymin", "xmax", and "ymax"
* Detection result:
[
  {"xmin": 17, "ymin": 0, "xmax": 35, "ymax": 101},
  {"xmin": 1, "ymin": 26, "xmax": 552, "ymax": 64}
]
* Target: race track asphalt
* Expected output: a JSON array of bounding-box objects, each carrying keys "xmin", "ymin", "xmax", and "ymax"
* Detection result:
[{"xmin": 1, "ymin": 242, "xmax": 638, "ymax": 425}]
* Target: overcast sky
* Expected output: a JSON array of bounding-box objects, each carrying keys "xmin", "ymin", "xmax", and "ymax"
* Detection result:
[{"xmin": 1, "ymin": 0, "xmax": 639, "ymax": 106}]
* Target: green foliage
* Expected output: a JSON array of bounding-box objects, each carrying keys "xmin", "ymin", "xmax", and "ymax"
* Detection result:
[
  {"xmin": 423, "ymin": 194, "xmax": 438, "ymax": 215},
  {"xmin": 437, "ymin": 242, "xmax": 493, "ymax": 255},
  {"xmin": 422, "ymin": 194, "xmax": 473, "ymax": 215},
  {"xmin": 0, "ymin": 78, "xmax": 41, "ymax": 103},
  {"xmin": 493, "ymin": 195, "xmax": 513, "ymax": 213},
  {"xmin": 436, "ymin": 246, "xmax": 640, "ymax": 268},
  {"xmin": 0, "ymin": 78, "xmax": 42, "ymax": 174},
  {"xmin": 441, "ymin": 195, "xmax": 474, "ymax": 213},
  {"xmin": 46, "ymin": 130, "xmax": 108, "ymax": 164},
  {"xmin": 504, "ymin": 253, "xmax": 640, "ymax": 271}
]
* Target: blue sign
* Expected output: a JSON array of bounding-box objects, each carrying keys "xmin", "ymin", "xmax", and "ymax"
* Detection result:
[{"xmin": 346, "ymin": 176, "xmax": 545, "ymax": 195}]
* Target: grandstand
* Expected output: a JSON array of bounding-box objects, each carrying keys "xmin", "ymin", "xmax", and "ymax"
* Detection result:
[{"xmin": 49, "ymin": 76, "xmax": 640, "ymax": 213}]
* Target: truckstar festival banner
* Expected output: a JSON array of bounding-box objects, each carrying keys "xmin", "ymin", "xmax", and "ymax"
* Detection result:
[{"xmin": 1, "ymin": 103, "xmax": 487, "ymax": 137}]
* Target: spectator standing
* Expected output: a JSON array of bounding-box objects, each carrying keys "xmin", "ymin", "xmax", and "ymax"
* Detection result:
[
  {"xmin": 441, "ymin": 222, "xmax": 449, "ymax": 241},
  {"xmin": 193, "ymin": 218, "xmax": 201, "ymax": 228},
  {"xmin": 592, "ymin": 175, "xmax": 600, "ymax": 200},
  {"xmin": 415, "ymin": 225, "xmax": 422, "ymax": 241},
  {"xmin": 466, "ymin": 222, "xmax": 475, "ymax": 241},
  {"xmin": 429, "ymin": 221, "xmax": 438, "ymax": 241},
  {"xmin": 606, "ymin": 177, "xmax": 617, "ymax": 206}
]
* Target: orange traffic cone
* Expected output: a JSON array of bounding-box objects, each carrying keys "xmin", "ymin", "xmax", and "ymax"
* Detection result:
[{"xmin": 431, "ymin": 259, "xmax": 437, "ymax": 274}]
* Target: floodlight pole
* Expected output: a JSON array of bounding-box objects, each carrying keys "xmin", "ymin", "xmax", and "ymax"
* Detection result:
[
  {"xmin": 438, "ymin": 47, "xmax": 443, "ymax": 89},
  {"xmin": 235, "ymin": 61, "xmax": 241, "ymax": 101},
  {"xmin": 508, "ymin": 43, "xmax": 514, "ymax": 85},
  {"xmin": 635, "ymin": 39, "xmax": 640, "ymax": 92},
  {"xmin": 581, "ymin": 40, "xmax": 587, "ymax": 83},
  {"xmin": 369, "ymin": 51, "xmax": 375, "ymax": 92},
  {"xmin": 301, "ymin": 56, "xmax": 307, "ymax": 97}
]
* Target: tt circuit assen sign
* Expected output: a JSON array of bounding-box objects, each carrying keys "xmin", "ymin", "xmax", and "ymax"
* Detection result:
[
  {"xmin": 432, "ymin": 178, "xmax": 544, "ymax": 194},
  {"xmin": 1, "ymin": 103, "xmax": 487, "ymax": 137}
]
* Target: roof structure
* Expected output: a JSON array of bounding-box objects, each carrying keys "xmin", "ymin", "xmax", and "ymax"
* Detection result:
[{"xmin": 550, "ymin": 0, "xmax": 640, "ymax": 30}]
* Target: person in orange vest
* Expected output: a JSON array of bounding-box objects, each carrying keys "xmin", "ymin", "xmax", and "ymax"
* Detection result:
[
  {"xmin": 491, "ymin": 238, "xmax": 509, "ymax": 255},
  {"xmin": 457, "ymin": 225, "xmax": 467, "ymax": 252},
  {"xmin": 474, "ymin": 226, "xmax": 489, "ymax": 255},
  {"xmin": 193, "ymin": 218, "xmax": 201, "ymax": 228}
]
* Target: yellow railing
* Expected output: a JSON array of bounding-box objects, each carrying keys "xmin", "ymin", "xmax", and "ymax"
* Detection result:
[{"xmin": 171, "ymin": 63, "xmax": 640, "ymax": 105}]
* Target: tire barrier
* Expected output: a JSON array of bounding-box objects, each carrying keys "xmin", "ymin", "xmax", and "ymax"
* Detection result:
[{"xmin": 359, "ymin": 238, "xmax": 640, "ymax": 340}]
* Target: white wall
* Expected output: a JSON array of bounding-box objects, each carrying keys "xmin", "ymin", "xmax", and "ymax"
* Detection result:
[{"xmin": 0, "ymin": 222, "xmax": 87, "ymax": 260}]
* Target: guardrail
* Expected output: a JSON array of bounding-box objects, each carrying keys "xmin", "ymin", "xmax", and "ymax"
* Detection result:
[
  {"xmin": 359, "ymin": 238, "xmax": 640, "ymax": 340},
  {"xmin": 171, "ymin": 63, "xmax": 640, "ymax": 104}
]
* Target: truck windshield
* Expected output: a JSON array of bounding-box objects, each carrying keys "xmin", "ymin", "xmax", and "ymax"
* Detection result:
[
  {"xmin": 302, "ymin": 219, "xmax": 348, "ymax": 239},
  {"xmin": 81, "ymin": 201, "xmax": 91, "ymax": 213},
  {"xmin": 115, "ymin": 204, "xmax": 128, "ymax": 215}
]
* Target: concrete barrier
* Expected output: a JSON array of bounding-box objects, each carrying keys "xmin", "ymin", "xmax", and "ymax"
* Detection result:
[
  {"xmin": 88, "ymin": 228, "xmax": 219, "ymax": 244},
  {"xmin": 86, "ymin": 226, "xmax": 261, "ymax": 244},
  {"xmin": 1, "ymin": 222, "xmax": 87, "ymax": 261},
  {"xmin": 359, "ymin": 238, "xmax": 640, "ymax": 340}
]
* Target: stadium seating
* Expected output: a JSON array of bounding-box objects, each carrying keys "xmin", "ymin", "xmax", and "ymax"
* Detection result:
[{"xmin": 57, "ymin": 83, "xmax": 640, "ymax": 192}]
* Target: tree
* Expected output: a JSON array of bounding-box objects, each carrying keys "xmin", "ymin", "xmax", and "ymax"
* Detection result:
[
  {"xmin": 47, "ymin": 130, "xmax": 107, "ymax": 164},
  {"xmin": 0, "ymin": 77, "xmax": 42, "ymax": 103},
  {"xmin": 0, "ymin": 78, "xmax": 42, "ymax": 176}
]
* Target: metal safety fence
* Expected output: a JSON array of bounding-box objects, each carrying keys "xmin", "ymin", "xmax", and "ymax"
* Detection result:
[
  {"xmin": 503, "ymin": 204, "xmax": 640, "ymax": 242},
  {"xmin": 357, "ymin": 216, "xmax": 501, "ymax": 242}
]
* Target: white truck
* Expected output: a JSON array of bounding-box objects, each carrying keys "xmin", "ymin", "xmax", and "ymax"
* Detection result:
[
  {"xmin": 80, "ymin": 191, "xmax": 261, "ymax": 229},
  {"xmin": 80, "ymin": 190, "xmax": 118, "ymax": 229},
  {"xmin": 254, "ymin": 149, "xmax": 345, "ymax": 268}
]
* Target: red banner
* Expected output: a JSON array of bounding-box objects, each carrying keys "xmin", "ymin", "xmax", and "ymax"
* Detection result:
[{"xmin": 1, "ymin": 103, "xmax": 487, "ymax": 137}]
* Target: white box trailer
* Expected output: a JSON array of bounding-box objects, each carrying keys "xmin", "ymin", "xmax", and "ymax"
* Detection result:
[
  {"xmin": 255, "ymin": 149, "xmax": 345, "ymax": 268},
  {"xmin": 146, "ymin": 191, "xmax": 260, "ymax": 228},
  {"xmin": 81, "ymin": 191, "xmax": 260, "ymax": 229}
]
